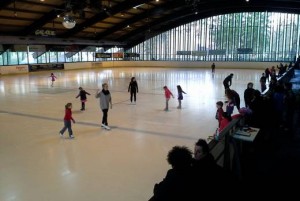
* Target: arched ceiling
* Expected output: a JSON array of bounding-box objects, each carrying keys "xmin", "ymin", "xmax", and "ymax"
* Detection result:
[{"xmin": 0, "ymin": 0, "xmax": 300, "ymax": 50}]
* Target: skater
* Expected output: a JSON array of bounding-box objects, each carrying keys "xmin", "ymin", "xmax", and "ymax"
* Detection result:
[
  {"xmin": 163, "ymin": 86, "xmax": 174, "ymax": 111},
  {"xmin": 215, "ymin": 101, "xmax": 224, "ymax": 127},
  {"xmin": 59, "ymin": 103, "xmax": 75, "ymax": 139},
  {"xmin": 211, "ymin": 63, "xmax": 216, "ymax": 73},
  {"xmin": 176, "ymin": 85, "xmax": 186, "ymax": 109},
  {"xmin": 128, "ymin": 77, "xmax": 138, "ymax": 104},
  {"xmin": 223, "ymin": 73, "xmax": 234, "ymax": 93},
  {"xmin": 96, "ymin": 83, "xmax": 112, "ymax": 130},
  {"xmin": 76, "ymin": 87, "xmax": 91, "ymax": 111},
  {"xmin": 49, "ymin": 73, "xmax": 57, "ymax": 86}
]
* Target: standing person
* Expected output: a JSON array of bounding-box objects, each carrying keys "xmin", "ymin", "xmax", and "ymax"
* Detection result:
[
  {"xmin": 163, "ymin": 86, "xmax": 174, "ymax": 111},
  {"xmin": 260, "ymin": 73, "xmax": 267, "ymax": 93},
  {"xmin": 244, "ymin": 82, "xmax": 255, "ymax": 108},
  {"xmin": 215, "ymin": 101, "xmax": 224, "ymax": 127},
  {"xmin": 128, "ymin": 77, "xmax": 138, "ymax": 104},
  {"xmin": 225, "ymin": 96, "xmax": 235, "ymax": 116},
  {"xmin": 226, "ymin": 88, "xmax": 240, "ymax": 111},
  {"xmin": 149, "ymin": 146, "xmax": 193, "ymax": 201},
  {"xmin": 176, "ymin": 85, "xmax": 186, "ymax": 109},
  {"xmin": 76, "ymin": 87, "xmax": 91, "ymax": 111},
  {"xmin": 223, "ymin": 73, "xmax": 234, "ymax": 93},
  {"xmin": 49, "ymin": 73, "xmax": 57, "ymax": 87},
  {"xmin": 59, "ymin": 103, "xmax": 75, "ymax": 139},
  {"xmin": 211, "ymin": 63, "xmax": 216, "ymax": 73},
  {"xmin": 95, "ymin": 83, "xmax": 112, "ymax": 130},
  {"xmin": 192, "ymin": 139, "xmax": 234, "ymax": 192},
  {"xmin": 265, "ymin": 67, "xmax": 270, "ymax": 82}
]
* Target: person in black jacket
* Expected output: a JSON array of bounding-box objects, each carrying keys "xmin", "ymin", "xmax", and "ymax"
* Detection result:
[
  {"xmin": 244, "ymin": 82, "xmax": 255, "ymax": 108},
  {"xmin": 192, "ymin": 139, "xmax": 235, "ymax": 193},
  {"xmin": 128, "ymin": 77, "xmax": 138, "ymax": 104},
  {"xmin": 149, "ymin": 146, "xmax": 194, "ymax": 201},
  {"xmin": 76, "ymin": 87, "xmax": 90, "ymax": 111},
  {"xmin": 223, "ymin": 73, "xmax": 234, "ymax": 93}
]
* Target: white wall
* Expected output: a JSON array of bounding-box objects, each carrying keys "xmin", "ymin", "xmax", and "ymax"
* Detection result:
[
  {"xmin": 99, "ymin": 61, "xmax": 280, "ymax": 70},
  {"xmin": 64, "ymin": 62, "xmax": 102, "ymax": 70},
  {"xmin": 0, "ymin": 61, "xmax": 284, "ymax": 75},
  {"xmin": 0, "ymin": 65, "xmax": 28, "ymax": 75}
]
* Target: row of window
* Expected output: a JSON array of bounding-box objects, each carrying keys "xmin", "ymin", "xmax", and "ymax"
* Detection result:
[{"xmin": 0, "ymin": 12, "xmax": 299, "ymax": 66}]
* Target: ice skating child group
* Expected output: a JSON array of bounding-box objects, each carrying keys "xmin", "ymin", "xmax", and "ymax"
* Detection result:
[{"xmin": 58, "ymin": 75, "xmax": 188, "ymax": 139}]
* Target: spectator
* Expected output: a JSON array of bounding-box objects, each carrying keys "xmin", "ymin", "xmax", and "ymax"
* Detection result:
[
  {"xmin": 149, "ymin": 146, "xmax": 193, "ymax": 201},
  {"xmin": 192, "ymin": 139, "xmax": 235, "ymax": 193},
  {"xmin": 215, "ymin": 101, "xmax": 224, "ymax": 127},
  {"xmin": 244, "ymin": 82, "xmax": 255, "ymax": 107},
  {"xmin": 260, "ymin": 73, "xmax": 267, "ymax": 93}
]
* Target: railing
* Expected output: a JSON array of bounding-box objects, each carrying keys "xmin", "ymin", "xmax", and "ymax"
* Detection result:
[{"xmin": 208, "ymin": 66, "xmax": 295, "ymax": 179}]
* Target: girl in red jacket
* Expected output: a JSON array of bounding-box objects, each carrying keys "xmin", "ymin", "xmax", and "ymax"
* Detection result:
[
  {"xmin": 59, "ymin": 103, "xmax": 75, "ymax": 138},
  {"xmin": 163, "ymin": 86, "xmax": 174, "ymax": 111}
]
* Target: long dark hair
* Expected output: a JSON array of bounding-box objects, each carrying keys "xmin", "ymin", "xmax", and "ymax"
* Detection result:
[{"xmin": 177, "ymin": 85, "xmax": 183, "ymax": 92}]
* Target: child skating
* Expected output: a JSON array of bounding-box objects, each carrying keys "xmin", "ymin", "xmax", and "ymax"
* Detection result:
[
  {"xmin": 176, "ymin": 85, "xmax": 186, "ymax": 109},
  {"xmin": 76, "ymin": 87, "xmax": 91, "ymax": 111},
  {"xmin": 59, "ymin": 103, "xmax": 75, "ymax": 139},
  {"xmin": 215, "ymin": 101, "xmax": 224, "ymax": 127},
  {"xmin": 163, "ymin": 86, "xmax": 174, "ymax": 111},
  {"xmin": 49, "ymin": 73, "xmax": 57, "ymax": 87}
]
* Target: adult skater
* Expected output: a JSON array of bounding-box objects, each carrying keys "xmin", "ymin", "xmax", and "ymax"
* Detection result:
[
  {"xmin": 95, "ymin": 83, "xmax": 112, "ymax": 130},
  {"xmin": 223, "ymin": 73, "xmax": 234, "ymax": 93},
  {"xmin": 128, "ymin": 77, "xmax": 138, "ymax": 104}
]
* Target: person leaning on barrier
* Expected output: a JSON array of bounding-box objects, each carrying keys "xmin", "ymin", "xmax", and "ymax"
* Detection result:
[
  {"xmin": 192, "ymin": 139, "xmax": 236, "ymax": 192},
  {"xmin": 149, "ymin": 146, "xmax": 194, "ymax": 201}
]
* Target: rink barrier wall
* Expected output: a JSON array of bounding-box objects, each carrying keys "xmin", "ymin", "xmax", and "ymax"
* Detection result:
[
  {"xmin": 0, "ymin": 65, "xmax": 29, "ymax": 75},
  {"xmin": 97, "ymin": 61, "xmax": 280, "ymax": 69},
  {"xmin": 0, "ymin": 61, "xmax": 285, "ymax": 75}
]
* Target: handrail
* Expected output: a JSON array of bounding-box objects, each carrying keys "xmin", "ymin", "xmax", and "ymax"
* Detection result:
[{"xmin": 208, "ymin": 66, "xmax": 295, "ymax": 177}]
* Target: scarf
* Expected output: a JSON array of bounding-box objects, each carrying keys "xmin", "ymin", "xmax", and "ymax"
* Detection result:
[{"xmin": 102, "ymin": 89, "xmax": 110, "ymax": 95}]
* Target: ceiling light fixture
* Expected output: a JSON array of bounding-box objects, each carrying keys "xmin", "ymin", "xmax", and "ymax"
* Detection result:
[{"xmin": 62, "ymin": 15, "xmax": 76, "ymax": 29}]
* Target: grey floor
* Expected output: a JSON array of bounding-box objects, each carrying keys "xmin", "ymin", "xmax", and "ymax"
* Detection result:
[{"xmin": 0, "ymin": 67, "xmax": 262, "ymax": 201}]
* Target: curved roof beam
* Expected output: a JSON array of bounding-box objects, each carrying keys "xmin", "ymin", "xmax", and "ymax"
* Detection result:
[
  {"xmin": 94, "ymin": 0, "xmax": 184, "ymax": 40},
  {"xmin": 60, "ymin": 0, "xmax": 153, "ymax": 38},
  {"xmin": 122, "ymin": 1, "xmax": 300, "ymax": 49}
]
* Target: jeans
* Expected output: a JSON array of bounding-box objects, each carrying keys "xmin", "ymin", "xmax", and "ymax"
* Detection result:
[{"xmin": 60, "ymin": 120, "xmax": 73, "ymax": 136}]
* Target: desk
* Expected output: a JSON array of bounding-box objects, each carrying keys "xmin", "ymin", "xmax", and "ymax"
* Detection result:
[{"xmin": 233, "ymin": 127, "xmax": 260, "ymax": 142}]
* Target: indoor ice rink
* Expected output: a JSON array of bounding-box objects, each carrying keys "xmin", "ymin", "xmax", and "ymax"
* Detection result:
[{"xmin": 0, "ymin": 67, "xmax": 262, "ymax": 201}]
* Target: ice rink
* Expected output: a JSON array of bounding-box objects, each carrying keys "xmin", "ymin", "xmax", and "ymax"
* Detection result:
[{"xmin": 0, "ymin": 67, "xmax": 262, "ymax": 201}]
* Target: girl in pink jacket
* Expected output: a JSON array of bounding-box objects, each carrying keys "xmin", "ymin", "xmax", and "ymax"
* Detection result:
[{"xmin": 163, "ymin": 86, "xmax": 174, "ymax": 111}]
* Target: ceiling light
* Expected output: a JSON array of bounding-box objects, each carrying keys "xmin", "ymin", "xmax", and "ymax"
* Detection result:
[{"xmin": 62, "ymin": 15, "xmax": 76, "ymax": 29}]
